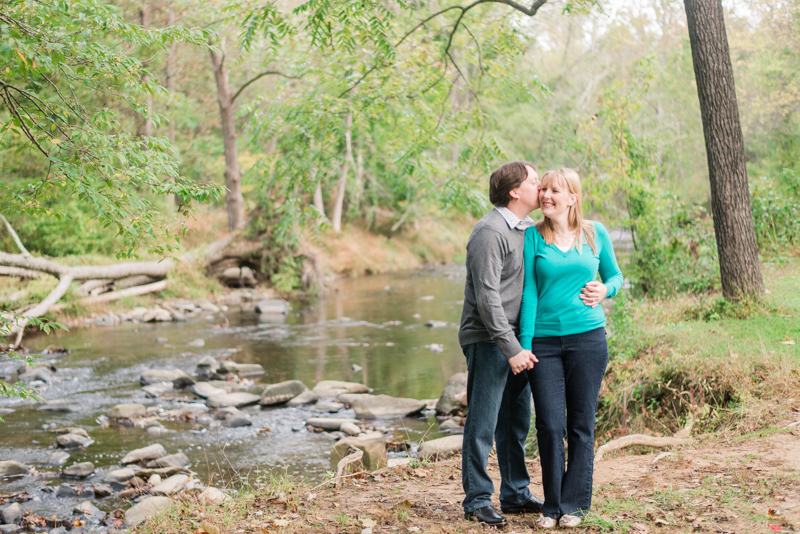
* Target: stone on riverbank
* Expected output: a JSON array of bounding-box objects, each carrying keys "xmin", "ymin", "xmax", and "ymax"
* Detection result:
[
  {"xmin": 61, "ymin": 462, "xmax": 95, "ymax": 478},
  {"xmin": 199, "ymin": 487, "xmax": 229, "ymax": 505},
  {"xmin": 306, "ymin": 418, "xmax": 360, "ymax": 431},
  {"xmin": 287, "ymin": 390, "xmax": 319, "ymax": 406},
  {"xmin": 49, "ymin": 451, "xmax": 70, "ymax": 465},
  {"xmin": 1, "ymin": 503, "xmax": 22, "ymax": 524},
  {"xmin": 340, "ymin": 422, "xmax": 361, "ymax": 436},
  {"xmin": 207, "ymin": 392, "xmax": 260, "ymax": 408},
  {"xmin": 107, "ymin": 403, "xmax": 146, "ymax": 419},
  {"xmin": 337, "ymin": 393, "xmax": 370, "ymax": 405},
  {"xmin": 135, "ymin": 466, "xmax": 190, "ymax": 479},
  {"xmin": 314, "ymin": 402, "xmax": 344, "ymax": 412},
  {"xmin": 92, "ymin": 484, "xmax": 113, "ymax": 497},
  {"xmin": 195, "ymin": 355, "xmax": 220, "ymax": 379},
  {"xmin": 223, "ymin": 413, "xmax": 252, "ymax": 427},
  {"xmin": 259, "ymin": 380, "xmax": 308, "ymax": 406},
  {"xmin": 418, "ymin": 435, "xmax": 463, "ymax": 461},
  {"xmin": 104, "ymin": 468, "xmax": 135, "ymax": 483},
  {"xmin": 352, "ymin": 395, "xmax": 426, "ymax": 418},
  {"xmin": 151, "ymin": 474, "xmax": 188, "ymax": 495},
  {"xmin": 56, "ymin": 433, "xmax": 94, "ymax": 449},
  {"xmin": 254, "ymin": 300, "xmax": 289, "ymax": 314},
  {"xmin": 143, "ymin": 308, "xmax": 172, "ymax": 322},
  {"xmin": 37, "ymin": 399, "xmax": 75, "ymax": 412},
  {"xmin": 0, "ymin": 461, "xmax": 29, "ymax": 478},
  {"xmin": 73, "ymin": 501, "xmax": 104, "ymax": 524},
  {"xmin": 191, "ymin": 382, "xmax": 227, "ymax": 399},
  {"xmin": 330, "ymin": 436, "xmax": 387, "ymax": 472},
  {"xmin": 438, "ymin": 418, "xmax": 463, "ymax": 431},
  {"xmin": 313, "ymin": 380, "xmax": 370, "ymax": 398},
  {"xmin": 121, "ymin": 444, "xmax": 166, "ymax": 465},
  {"xmin": 218, "ymin": 362, "xmax": 265, "ymax": 376},
  {"xmin": 140, "ymin": 369, "xmax": 195, "ymax": 388},
  {"xmin": 142, "ymin": 382, "xmax": 173, "ymax": 398},
  {"xmin": 124, "ymin": 496, "xmax": 174, "ymax": 527},
  {"xmin": 436, "ymin": 372, "xmax": 468, "ymax": 415},
  {"xmin": 146, "ymin": 453, "xmax": 190, "ymax": 469}
]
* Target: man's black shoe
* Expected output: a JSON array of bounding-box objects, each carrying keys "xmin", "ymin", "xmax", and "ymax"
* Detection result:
[
  {"xmin": 465, "ymin": 505, "xmax": 508, "ymax": 527},
  {"xmin": 500, "ymin": 496, "xmax": 545, "ymax": 514}
]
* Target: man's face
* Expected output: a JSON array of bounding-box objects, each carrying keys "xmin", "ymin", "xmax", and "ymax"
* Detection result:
[{"xmin": 510, "ymin": 165, "xmax": 540, "ymax": 211}]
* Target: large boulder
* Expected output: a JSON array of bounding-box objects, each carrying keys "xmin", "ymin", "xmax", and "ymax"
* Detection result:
[
  {"xmin": 313, "ymin": 380, "xmax": 370, "ymax": 398},
  {"xmin": 61, "ymin": 462, "xmax": 95, "ymax": 478},
  {"xmin": 140, "ymin": 369, "xmax": 195, "ymax": 388},
  {"xmin": 286, "ymin": 390, "xmax": 319, "ymax": 406},
  {"xmin": 259, "ymin": 380, "xmax": 308, "ymax": 406},
  {"xmin": 352, "ymin": 395, "xmax": 426, "ymax": 419},
  {"xmin": 206, "ymin": 392, "xmax": 260, "ymax": 408},
  {"xmin": 56, "ymin": 433, "xmax": 94, "ymax": 449},
  {"xmin": 436, "ymin": 372, "xmax": 468, "ymax": 415},
  {"xmin": 107, "ymin": 403, "xmax": 146, "ymax": 419},
  {"xmin": 151, "ymin": 474, "xmax": 189, "ymax": 495},
  {"xmin": 0, "ymin": 461, "xmax": 28, "ymax": 478},
  {"xmin": 190, "ymin": 382, "xmax": 227, "ymax": 399},
  {"xmin": 418, "ymin": 435, "xmax": 463, "ymax": 461},
  {"xmin": 330, "ymin": 436, "xmax": 387, "ymax": 472},
  {"xmin": 124, "ymin": 496, "xmax": 174, "ymax": 527},
  {"xmin": 120, "ymin": 444, "xmax": 167, "ymax": 465},
  {"xmin": 306, "ymin": 418, "xmax": 360, "ymax": 431},
  {"xmin": 145, "ymin": 453, "xmax": 190, "ymax": 469}
]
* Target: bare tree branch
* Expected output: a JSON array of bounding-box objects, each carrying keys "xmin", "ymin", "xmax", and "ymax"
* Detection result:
[
  {"xmin": 231, "ymin": 70, "xmax": 305, "ymax": 103},
  {"xmin": 0, "ymin": 215, "xmax": 31, "ymax": 257}
]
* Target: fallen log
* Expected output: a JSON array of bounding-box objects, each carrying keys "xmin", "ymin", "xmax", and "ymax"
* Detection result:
[
  {"xmin": 594, "ymin": 434, "xmax": 689, "ymax": 462},
  {"xmin": 52, "ymin": 281, "xmax": 168, "ymax": 311},
  {"xmin": 0, "ymin": 266, "xmax": 42, "ymax": 279}
]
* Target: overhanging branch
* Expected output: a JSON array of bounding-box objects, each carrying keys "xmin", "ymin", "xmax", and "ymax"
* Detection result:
[{"xmin": 232, "ymin": 70, "xmax": 304, "ymax": 103}]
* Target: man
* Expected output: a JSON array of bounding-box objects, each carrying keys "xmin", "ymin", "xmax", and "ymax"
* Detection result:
[{"xmin": 458, "ymin": 161, "xmax": 544, "ymax": 527}]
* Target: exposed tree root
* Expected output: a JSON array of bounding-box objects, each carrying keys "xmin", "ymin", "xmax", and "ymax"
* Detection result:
[{"xmin": 594, "ymin": 434, "xmax": 690, "ymax": 462}]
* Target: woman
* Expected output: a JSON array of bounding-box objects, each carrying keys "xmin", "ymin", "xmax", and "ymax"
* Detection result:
[{"xmin": 519, "ymin": 168, "xmax": 623, "ymax": 529}]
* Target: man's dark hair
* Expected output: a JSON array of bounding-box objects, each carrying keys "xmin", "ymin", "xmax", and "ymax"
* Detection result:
[{"xmin": 489, "ymin": 161, "xmax": 535, "ymax": 207}]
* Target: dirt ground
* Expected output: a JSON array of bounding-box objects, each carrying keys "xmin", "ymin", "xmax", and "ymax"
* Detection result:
[{"xmin": 141, "ymin": 426, "xmax": 800, "ymax": 534}]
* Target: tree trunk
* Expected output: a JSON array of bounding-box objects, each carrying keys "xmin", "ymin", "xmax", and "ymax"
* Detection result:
[
  {"xmin": 166, "ymin": 7, "xmax": 177, "ymax": 146},
  {"xmin": 683, "ymin": 0, "xmax": 763, "ymax": 299},
  {"xmin": 209, "ymin": 38, "xmax": 246, "ymax": 231},
  {"xmin": 331, "ymin": 112, "xmax": 352, "ymax": 233},
  {"xmin": 140, "ymin": 2, "xmax": 152, "ymax": 138}
]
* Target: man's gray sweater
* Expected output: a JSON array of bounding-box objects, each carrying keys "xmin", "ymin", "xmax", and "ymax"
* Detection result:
[{"xmin": 458, "ymin": 209, "xmax": 525, "ymax": 360}]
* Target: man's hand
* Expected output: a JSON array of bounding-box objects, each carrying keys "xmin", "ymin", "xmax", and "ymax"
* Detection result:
[
  {"xmin": 509, "ymin": 350, "xmax": 538, "ymax": 375},
  {"xmin": 580, "ymin": 281, "xmax": 608, "ymax": 308}
]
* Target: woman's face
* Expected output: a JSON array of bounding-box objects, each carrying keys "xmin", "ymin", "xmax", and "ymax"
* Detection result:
[{"xmin": 539, "ymin": 178, "xmax": 576, "ymax": 220}]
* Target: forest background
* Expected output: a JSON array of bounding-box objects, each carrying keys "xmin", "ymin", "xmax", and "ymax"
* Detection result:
[{"xmin": 1, "ymin": 0, "xmax": 799, "ymax": 300}]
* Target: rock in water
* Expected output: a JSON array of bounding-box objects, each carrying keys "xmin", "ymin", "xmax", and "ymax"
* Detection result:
[
  {"xmin": 254, "ymin": 300, "xmax": 289, "ymax": 314},
  {"xmin": 198, "ymin": 487, "xmax": 229, "ymax": 505},
  {"xmin": 195, "ymin": 355, "xmax": 220, "ymax": 379},
  {"xmin": 286, "ymin": 390, "xmax": 319, "ymax": 406},
  {"xmin": 107, "ymin": 403, "xmax": 146, "ymax": 419},
  {"xmin": 187, "ymin": 338, "xmax": 205, "ymax": 348},
  {"xmin": 305, "ymin": 418, "xmax": 360, "ymax": 431},
  {"xmin": 61, "ymin": 462, "xmax": 95, "ymax": 478},
  {"xmin": 120, "ymin": 444, "xmax": 167, "ymax": 465},
  {"xmin": 206, "ymin": 392, "xmax": 260, "ymax": 408},
  {"xmin": 140, "ymin": 369, "xmax": 195, "ymax": 388},
  {"xmin": 55, "ymin": 433, "xmax": 94, "ymax": 449},
  {"xmin": 223, "ymin": 413, "xmax": 252, "ymax": 427},
  {"xmin": 259, "ymin": 380, "xmax": 308, "ymax": 406},
  {"xmin": 73, "ymin": 501, "xmax": 104, "ymax": 524},
  {"xmin": 190, "ymin": 382, "xmax": 226, "ymax": 399},
  {"xmin": 330, "ymin": 436, "xmax": 388, "ymax": 472},
  {"xmin": 103, "ymin": 468, "xmax": 135, "ymax": 483},
  {"xmin": 340, "ymin": 422, "xmax": 361, "ymax": 436},
  {"xmin": 56, "ymin": 485, "xmax": 78, "ymax": 498},
  {"xmin": 314, "ymin": 402, "xmax": 344, "ymax": 413},
  {"xmin": 418, "ymin": 435, "xmax": 463, "ymax": 461},
  {"xmin": 0, "ymin": 460, "xmax": 29, "ymax": 478},
  {"xmin": 92, "ymin": 484, "xmax": 113, "ymax": 498},
  {"xmin": 124, "ymin": 496, "xmax": 175, "ymax": 526},
  {"xmin": 142, "ymin": 382, "xmax": 173, "ymax": 398},
  {"xmin": 49, "ymin": 451, "xmax": 70, "ymax": 466},
  {"xmin": 336, "ymin": 393, "xmax": 371, "ymax": 405},
  {"xmin": 312, "ymin": 380, "xmax": 370, "ymax": 398},
  {"xmin": 438, "ymin": 418, "xmax": 463, "ymax": 431},
  {"xmin": 150, "ymin": 474, "xmax": 189, "ymax": 495},
  {"xmin": 1, "ymin": 502, "xmax": 22, "ymax": 524},
  {"xmin": 37, "ymin": 399, "xmax": 75, "ymax": 412},
  {"xmin": 217, "ymin": 362, "xmax": 264, "ymax": 376},
  {"xmin": 352, "ymin": 395, "xmax": 426, "ymax": 418},
  {"xmin": 145, "ymin": 453, "xmax": 190, "ymax": 469},
  {"xmin": 435, "ymin": 372, "xmax": 468, "ymax": 415}
]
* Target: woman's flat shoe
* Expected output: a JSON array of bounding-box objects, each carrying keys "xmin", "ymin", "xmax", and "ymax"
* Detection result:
[
  {"xmin": 535, "ymin": 515, "xmax": 557, "ymax": 529},
  {"xmin": 558, "ymin": 514, "xmax": 582, "ymax": 528}
]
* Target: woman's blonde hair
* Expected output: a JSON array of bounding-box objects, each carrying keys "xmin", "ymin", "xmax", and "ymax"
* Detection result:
[{"xmin": 536, "ymin": 168, "xmax": 597, "ymax": 254}]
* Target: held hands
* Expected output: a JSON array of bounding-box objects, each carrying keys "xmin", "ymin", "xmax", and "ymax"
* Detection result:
[
  {"xmin": 509, "ymin": 349, "xmax": 539, "ymax": 375},
  {"xmin": 580, "ymin": 281, "xmax": 608, "ymax": 308}
]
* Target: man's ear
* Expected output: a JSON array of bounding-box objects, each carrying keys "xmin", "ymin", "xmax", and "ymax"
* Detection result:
[{"xmin": 509, "ymin": 188, "xmax": 521, "ymax": 200}]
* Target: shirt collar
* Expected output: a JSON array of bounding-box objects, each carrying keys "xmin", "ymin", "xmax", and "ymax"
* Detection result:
[{"xmin": 495, "ymin": 207, "xmax": 534, "ymax": 230}]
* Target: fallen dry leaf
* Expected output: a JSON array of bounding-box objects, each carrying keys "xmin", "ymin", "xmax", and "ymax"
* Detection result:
[
  {"xmin": 780, "ymin": 337, "xmax": 795, "ymax": 345},
  {"xmin": 273, "ymin": 519, "xmax": 290, "ymax": 527},
  {"xmin": 632, "ymin": 522, "xmax": 650, "ymax": 533},
  {"xmin": 655, "ymin": 518, "xmax": 669, "ymax": 526},
  {"xmin": 768, "ymin": 509, "xmax": 782, "ymax": 517}
]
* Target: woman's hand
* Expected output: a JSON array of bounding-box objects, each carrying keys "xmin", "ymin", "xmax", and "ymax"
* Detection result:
[{"xmin": 580, "ymin": 281, "xmax": 607, "ymax": 308}]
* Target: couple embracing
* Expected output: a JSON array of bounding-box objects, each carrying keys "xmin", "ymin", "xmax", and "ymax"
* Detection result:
[{"xmin": 458, "ymin": 161, "xmax": 623, "ymax": 529}]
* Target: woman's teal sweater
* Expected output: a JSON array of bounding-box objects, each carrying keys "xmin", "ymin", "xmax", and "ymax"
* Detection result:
[{"xmin": 519, "ymin": 221, "xmax": 623, "ymax": 349}]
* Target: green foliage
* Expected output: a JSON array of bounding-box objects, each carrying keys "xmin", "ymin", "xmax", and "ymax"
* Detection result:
[
  {"xmin": 0, "ymin": 0, "xmax": 222, "ymax": 257},
  {"xmin": 750, "ymin": 169, "xmax": 800, "ymax": 252}
]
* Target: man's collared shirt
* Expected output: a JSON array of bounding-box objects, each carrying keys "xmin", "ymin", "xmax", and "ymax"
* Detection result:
[{"xmin": 495, "ymin": 207, "xmax": 534, "ymax": 230}]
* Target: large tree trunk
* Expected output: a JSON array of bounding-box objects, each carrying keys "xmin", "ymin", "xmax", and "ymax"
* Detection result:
[
  {"xmin": 331, "ymin": 112, "xmax": 353, "ymax": 233},
  {"xmin": 683, "ymin": 0, "xmax": 764, "ymax": 299},
  {"xmin": 210, "ymin": 38, "xmax": 246, "ymax": 231}
]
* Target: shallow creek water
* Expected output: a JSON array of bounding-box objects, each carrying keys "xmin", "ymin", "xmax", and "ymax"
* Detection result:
[{"xmin": 0, "ymin": 268, "xmax": 468, "ymax": 517}]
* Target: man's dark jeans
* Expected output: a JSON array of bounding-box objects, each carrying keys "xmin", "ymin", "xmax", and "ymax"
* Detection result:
[
  {"xmin": 527, "ymin": 327, "xmax": 608, "ymax": 519},
  {"xmin": 461, "ymin": 340, "xmax": 533, "ymax": 513}
]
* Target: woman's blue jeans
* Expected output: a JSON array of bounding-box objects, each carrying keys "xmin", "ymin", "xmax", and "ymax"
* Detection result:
[
  {"xmin": 527, "ymin": 327, "xmax": 608, "ymax": 519},
  {"xmin": 461, "ymin": 340, "xmax": 534, "ymax": 513}
]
